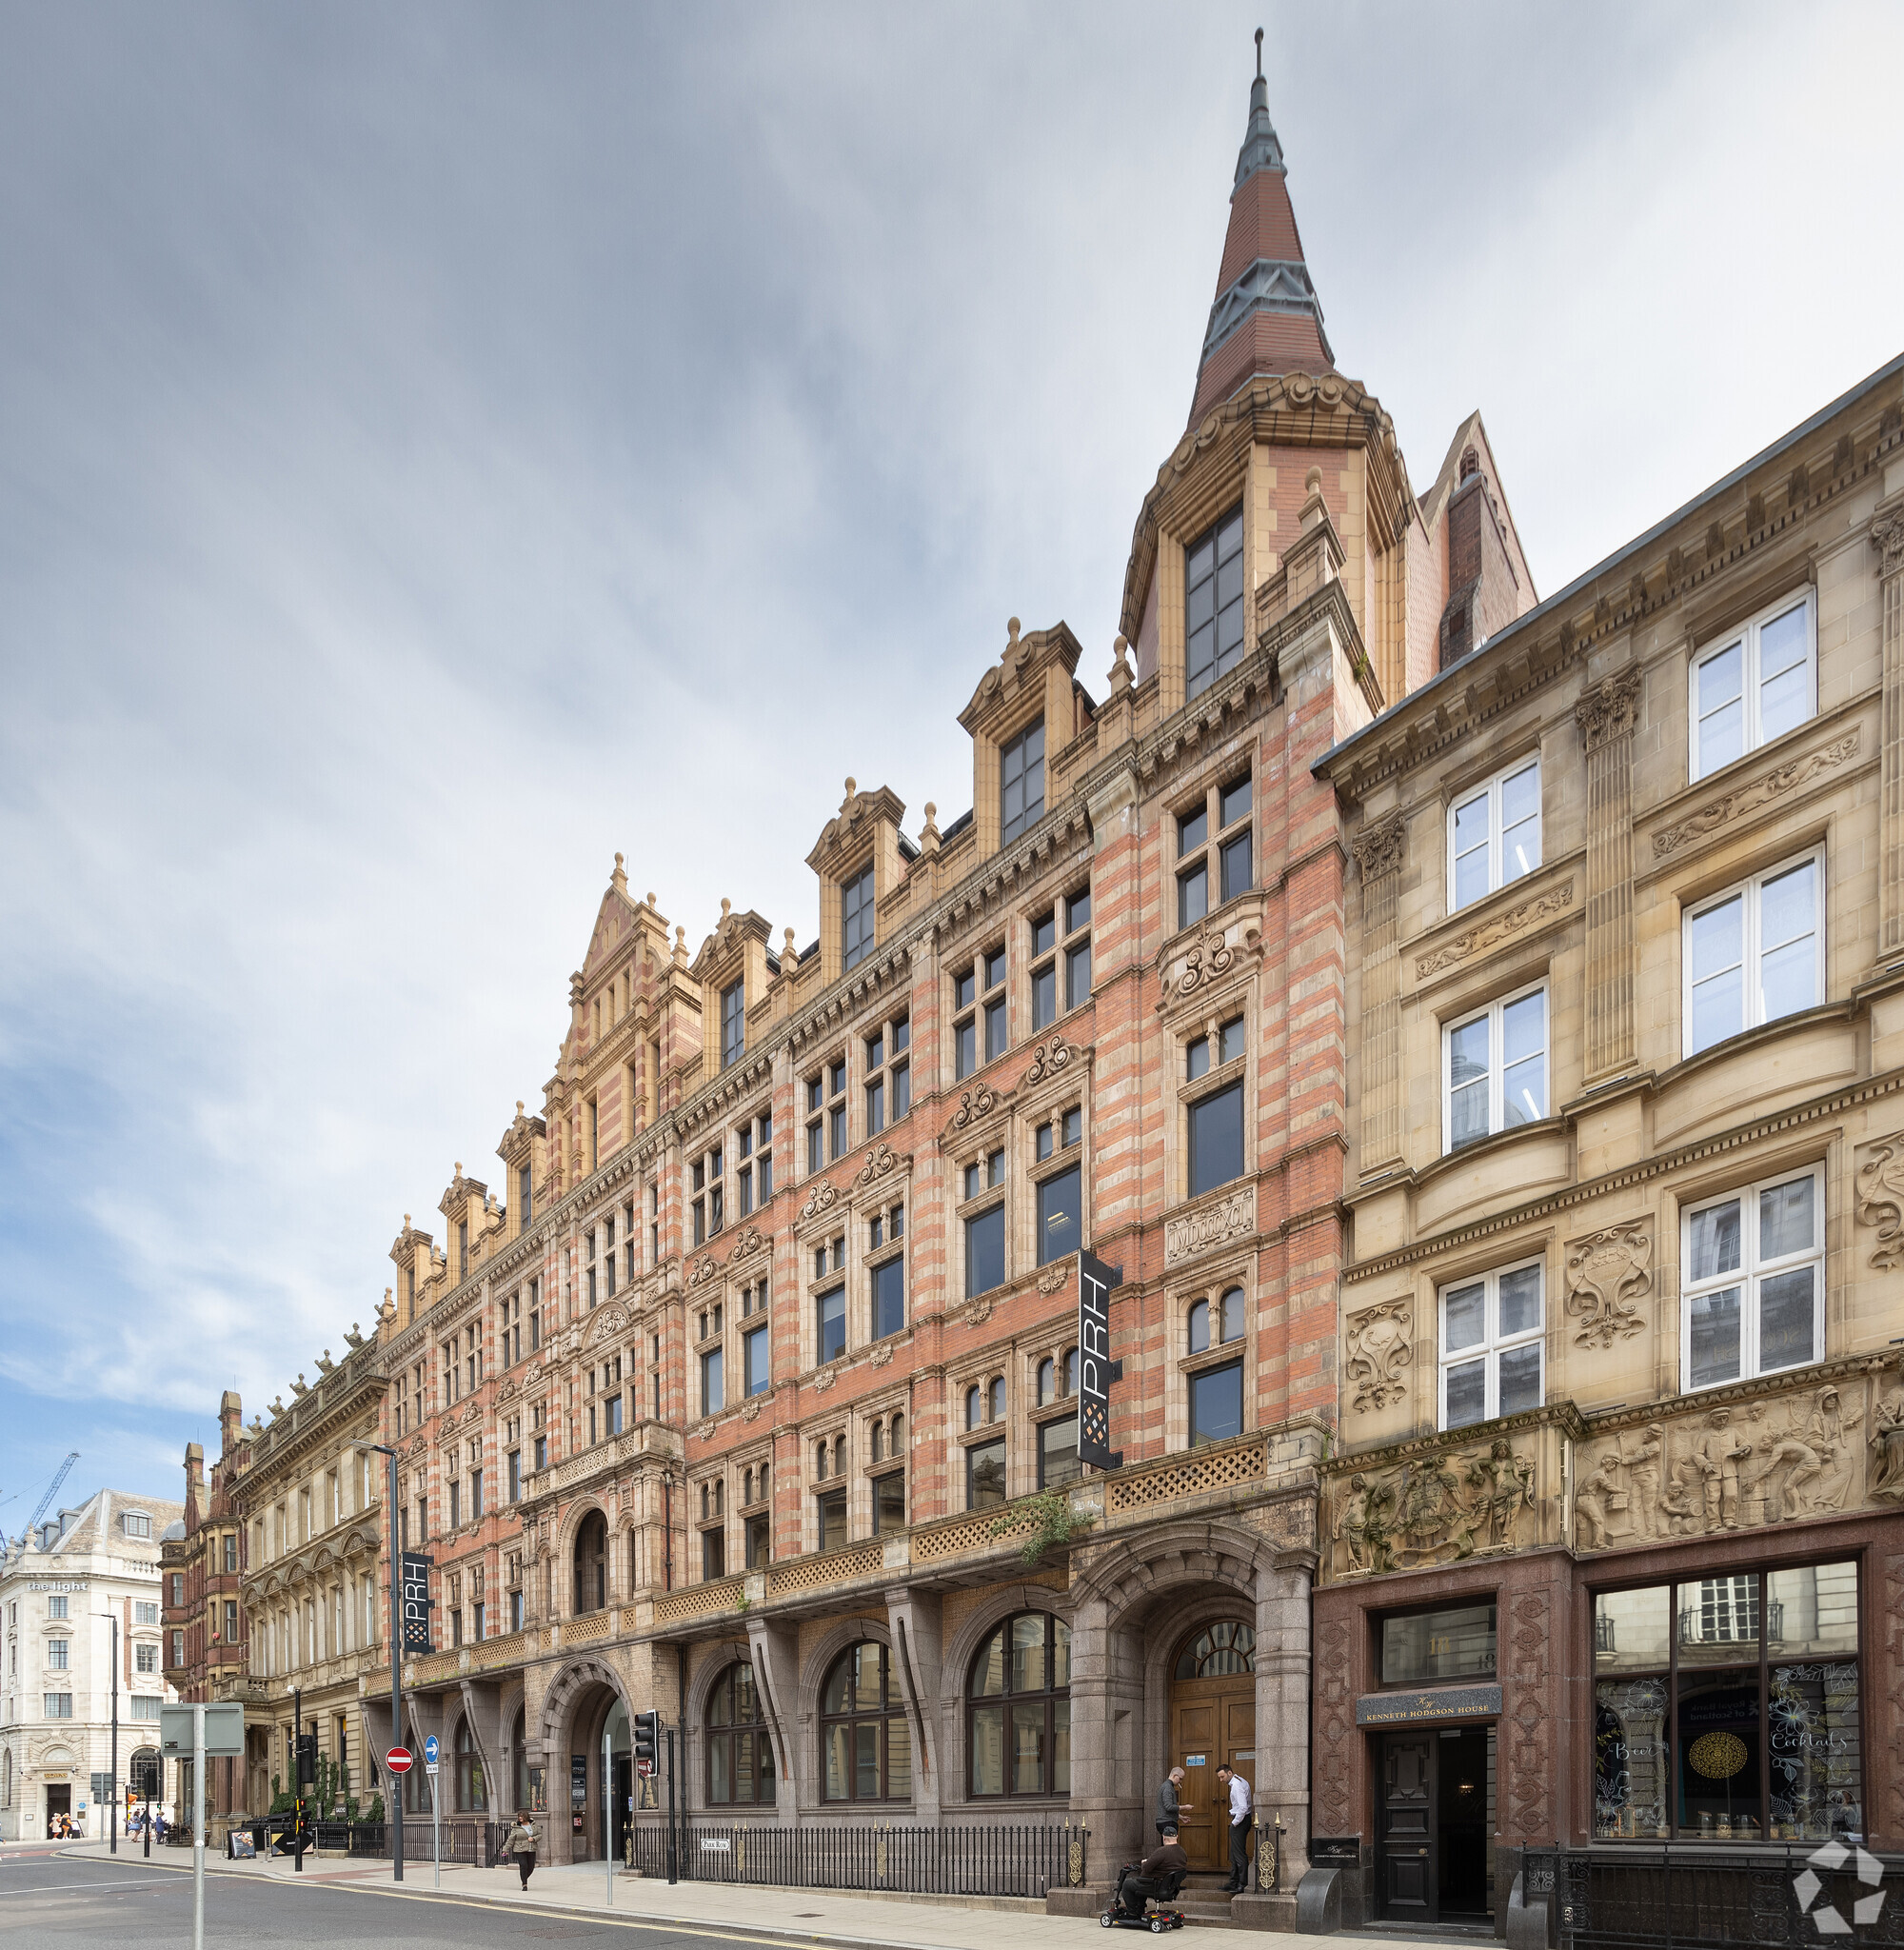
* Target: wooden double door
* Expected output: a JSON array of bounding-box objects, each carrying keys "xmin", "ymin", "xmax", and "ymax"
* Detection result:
[{"xmin": 1168, "ymin": 1680, "xmax": 1255, "ymax": 1873}]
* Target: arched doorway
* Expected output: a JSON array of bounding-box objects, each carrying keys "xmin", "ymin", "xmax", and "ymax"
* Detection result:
[
  {"xmin": 573, "ymin": 1513, "xmax": 607, "ymax": 1615},
  {"xmin": 543, "ymin": 1665, "xmax": 627, "ymax": 1864},
  {"xmin": 1168, "ymin": 1620, "xmax": 1256, "ymax": 1873}
]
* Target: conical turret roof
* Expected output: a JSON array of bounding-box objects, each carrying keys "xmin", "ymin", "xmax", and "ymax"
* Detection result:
[{"xmin": 1187, "ymin": 31, "xmax": 1333, "ymax": 427}]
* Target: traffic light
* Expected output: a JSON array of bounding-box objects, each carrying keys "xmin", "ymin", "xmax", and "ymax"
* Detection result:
[
  {"xmin": 633, "ymin": 1710, "xmax": 659, "ymax": 1768},
  {"xmin": 295, "ymin": 1732, "xmax": 318, "ymax": 1787}
]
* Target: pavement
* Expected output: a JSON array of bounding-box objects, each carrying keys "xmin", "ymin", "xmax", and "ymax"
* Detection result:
[{"xmin": 45, "ymin": 1838, "xmax": 1440, "ymax": 1948}]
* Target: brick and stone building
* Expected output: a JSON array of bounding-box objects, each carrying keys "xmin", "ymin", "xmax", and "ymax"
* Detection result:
[
  {"xmin": 356, "ymin": 47, "xmax": 1528, "ymax": 1925},
  {"xmin": 1316, "ymin": 354, "xmax": 1904, "ymax": 1929},
  {"xmin": 159, "ymin": 1389, "xmax": 258, "ymax": 1841}
]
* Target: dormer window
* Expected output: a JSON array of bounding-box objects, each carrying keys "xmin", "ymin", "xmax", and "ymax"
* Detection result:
[
  {"xmin": 843, "ymin": 865, "xmax": 876, "ymax": 971},
  {"xmin": 721, "ymin": 978, "xmax": 746, "ymax": 1068},
  {"xmin": 122, "ymin": 1512, "xmax": 151, "ymax": 1540},
  {"xmin": 1001, "ymin": 719, "xmax": 1045, "ymax": 843},
  {"xmin": 1186, "ymin": 505, "xmax": 1244, "ymax": 701}
]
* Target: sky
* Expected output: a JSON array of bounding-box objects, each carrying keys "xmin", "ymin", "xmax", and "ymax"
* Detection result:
[{"xmin": 3, "ymin": 2, "xmax": 1900, "ymax": 1521}]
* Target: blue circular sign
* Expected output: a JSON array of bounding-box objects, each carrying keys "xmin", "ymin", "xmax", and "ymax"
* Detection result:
[{"xmin": 423, "ymin": 1735, "xmax": 439, "ymax": 1765}]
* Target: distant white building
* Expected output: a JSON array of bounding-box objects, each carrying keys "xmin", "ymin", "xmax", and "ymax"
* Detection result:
[{"xmin": 0, "ymin": 1487, "xmax": 185, "ymax": 1841}]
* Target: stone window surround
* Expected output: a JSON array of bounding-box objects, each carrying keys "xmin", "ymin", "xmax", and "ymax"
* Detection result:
[
  {"xmin": 1687, "ymin": 581, "xmax": 1818, "ymax": 786},
  {"xmin": 1439, "ymin": 972, "xmax": 1551, "ymax": 1157},
  {"xmin": 1677, "ymin": 842, "xmax": 1827, "ymax": 1063},
  {"xmin": 1170, "ymin": 764, "xmax": 1256, "ymax": 934},
  {"xmin": 1445, "ymin": 747, "xmax": 1543, "ymax": 915},
  {"xmin": 951, "ymin": 937, "xmax": 1010, "ymax": 1083},
  {"xmin": 1171, "ymin": 1256, "xmax": 1258, "ymax": 1455}
]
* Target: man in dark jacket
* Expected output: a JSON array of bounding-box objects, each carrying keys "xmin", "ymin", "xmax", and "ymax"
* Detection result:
[
  {"xmin": 1119, "ymin": 1828, "xmax": 1190, "ymax": 1919},
  {"xmin": 1155, "ymin": 1765, "xmax": 1192, "ymax": 1838}
]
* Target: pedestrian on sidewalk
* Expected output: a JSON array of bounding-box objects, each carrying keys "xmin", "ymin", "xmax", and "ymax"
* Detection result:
[
  {"xmin": 1215, "ymin": 1764, "xmax": 1253, "ymax": 1894},
  {"xmin": 503, "ymin": 1809, "xmax": 538, "ymax": 1890},
  {"xmin": 1155, "ymin": 1765, "xmax": 1193, "ymax": 1839}
]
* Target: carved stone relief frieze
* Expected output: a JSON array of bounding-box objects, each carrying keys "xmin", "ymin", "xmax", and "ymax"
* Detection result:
[
  {"xmin": 1415, "ymin": 881, "xmax": 1574, "ymax": 979},
  {"xmin": 1344, "ymin": 1302, "xmax": 1411, "ymax": 1413},
  {"xmin": 1573, "ymin": 1379, "xmax": 1884, "ymax": 1552},
  {"xmin": 1564, "ymin": 1222, "xmax": 1651, "ymax": 1349},
  {"xmin": 1163, "ymin": 1185, "xmax": 1256, "ymax": 1268},
  {"xmin": 1651, "ymin": 728, "xmax": 1861, "ymax": 860},
  {"xmin": 1327, "ymin": 1436, "xmax": 1536, "ymax": 1579}
]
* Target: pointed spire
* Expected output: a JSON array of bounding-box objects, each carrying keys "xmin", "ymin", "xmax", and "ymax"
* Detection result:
[{"xmin": 1188, "ymin": 30, "xmax": 1332, "ymax": 428}]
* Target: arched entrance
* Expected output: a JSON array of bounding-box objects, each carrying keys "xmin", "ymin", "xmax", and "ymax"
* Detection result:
[
  {"xmin": 1168, "ymin": 1620, "xmax": 1256, "ymax": 1873},
  {"xmin": 541, "ymin": 1661, "xmax": 629, "ymax": 1864},
  {"xmin": 573, "ymin": 1512, "xmax": 607, "ymax": 1615}
]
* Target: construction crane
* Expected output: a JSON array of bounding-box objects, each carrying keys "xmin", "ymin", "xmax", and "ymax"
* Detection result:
[{"xmin": 15, "ymin": 1451, "xmax": 79, "ymax": 1550}]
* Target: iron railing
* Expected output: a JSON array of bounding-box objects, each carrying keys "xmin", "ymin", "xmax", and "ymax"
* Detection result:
[
  {"xmin": 625, "ymin": 1820, "xmax": 1087, "ymax": 1898},
  {"xmin": 1547, "ymin": 1843, "xmax": 1899, "ymax": 1950}
]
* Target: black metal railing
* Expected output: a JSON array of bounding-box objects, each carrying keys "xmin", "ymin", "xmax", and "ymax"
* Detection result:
[
  {"xmin": 1552, "ymin": 1843, "xmax": 1900, "ymax": 1950},
  {"xmin": 625, "ymin": 1821, "xmax": 1087, "ymax": 1898}
]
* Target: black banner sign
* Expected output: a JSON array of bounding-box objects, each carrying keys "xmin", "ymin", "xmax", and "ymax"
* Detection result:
[
  {"xmin": 1354, "ymin": 1684, "xmax": 1501, "ymax": 1727},
  {"xmin": 1078, "ymin": 1249, "xmax": 1123, "ymax": 1470},
  {"xmin": 400, "ymin": 1551, "xmax": 435, "ymax": 1653}
]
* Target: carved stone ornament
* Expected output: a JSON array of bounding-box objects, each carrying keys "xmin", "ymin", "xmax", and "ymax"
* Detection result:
[
  {"xmin": 1163, "ymin": 1184, "xmax": 1255, "ymax": 1268},
  {"xmin": 854, "ymin": 1142, "xmax": 903, "ymax": 1190},
  {"xmin": 963, "ymin": 1295, "xmax": 996, "ymax": 1329},
  {"xmin": 740, "ymin": 1397, "xmax": 764, "ymax": 1423},
  {"xmin": 1854, "ymin": 1132, "xmax": 1904, "ymax": 1268},
  {"xmin": 1870, "ymin": 1388, "xmax": 1904, "ymax": 1501},
  {"xmin": 950, "ymin": 1082, "xmax": 1002, "ymax": 1132},
  {"xmin": 1329, "ymin": 1436, "xmax": 1535, "ymax": 1578},
  {"xmin": 1020, "ymin": 1033, "xmax": 1074, "ymax": 1089},
  {"xmin": 1874, "ymin": 507, "xmax": 1904, "ymax": 579},
  {"xmin": 1415, "ymin": 881, "xmax": 1574, "ymax": 979},
  {"xmin": 1564, "ymin": 1223, "xmax": 1651, "ymax": 1349},
  {"xmin": 688, "ymin": 1252, "xmax": 723, "ymax": 1287},
  {"xmin": 810, "ymin": 1365, "xmax": 838, "ymax": 1391},
  {"xmin": 695, "ymin": 1421, "xmax": 716, "ymax": 1443},
  {"xmin": 1652, "ymin": 728, "xmax": 1860, "ymax": 859},
  {"xmin": 1350, "ymin": 809, "xmax": 1405, "ymax": 882},
  {"xmin": 1037, "ymin": 1263, "xmax": 1069, "ymax": 1297},
  {"xmin": 800, "ymin": 1177, "xmax": 843, "ymax": 1222},
  {"xmin": 1344, "ymin": 1302, "xmax": 1411, "ymax": 1413},
  {"xmin": 727, "ymin": 1224, "xmax": 768, "ymax": 1262},
  {"xmin": 1575, "ymin": 666, "xmax": 1643, "ymax": 752},
  {"xmin": 1159, "ymin": 929, "xmax": 1237, "ymax": 1009},
  {"xmin": 868, "ymin": 1342, "xmax": 894, "ymax": 1368}
]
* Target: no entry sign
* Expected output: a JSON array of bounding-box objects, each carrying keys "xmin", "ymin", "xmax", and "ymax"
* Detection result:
[{"xmin": 386, "ymin": 1747, "xmax": 414, "ymax": 1775}]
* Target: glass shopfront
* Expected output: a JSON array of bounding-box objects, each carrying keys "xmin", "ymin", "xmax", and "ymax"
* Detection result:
[{"xmin": 1593, "ymin": 1561, "xmax": 1860, "ymax": 1841}]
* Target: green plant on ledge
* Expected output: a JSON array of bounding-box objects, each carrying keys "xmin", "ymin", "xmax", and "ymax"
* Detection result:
[
  {"xmin": 736, "ymin": 1591, "xmax": 751, "ymax": 1616},
  {"xmin": 991, "ymin": 1489, "xmax": 1093, "ymax": 1569}
]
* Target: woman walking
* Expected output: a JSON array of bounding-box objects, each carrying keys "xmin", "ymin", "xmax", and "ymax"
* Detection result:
[{"xmin": 504, "ymin": 1809, "xmax": 538, "ymax": 1890}]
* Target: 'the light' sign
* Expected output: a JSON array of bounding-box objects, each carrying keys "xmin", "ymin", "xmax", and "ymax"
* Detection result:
[{"xmin": 1077, "ymin": 1249, "xmax": 1123, "ymax": 1470}]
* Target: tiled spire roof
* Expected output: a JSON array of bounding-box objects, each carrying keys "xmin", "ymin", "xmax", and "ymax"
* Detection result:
[{"xmin": 1187, "ymin": 30, "xmax": 1333, "ymax": 428}]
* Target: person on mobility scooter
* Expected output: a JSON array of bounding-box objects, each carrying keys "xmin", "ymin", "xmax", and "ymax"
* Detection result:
[{"xmin": 1100, "ymin": 1826, "xmax": 1190, "ymax": 1931}]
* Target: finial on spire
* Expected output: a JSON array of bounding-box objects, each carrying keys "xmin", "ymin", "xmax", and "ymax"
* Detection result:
[{"xmin": 1255, "ymin": 26, "xmax": 1263, "ymax": 78}]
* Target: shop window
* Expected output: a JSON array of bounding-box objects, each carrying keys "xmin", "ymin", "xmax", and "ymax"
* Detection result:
[
  {"xmin": 706, "ymin": 1661, "xmax": 776, "ymax": 1804},
  {"xmin": 1379, "ymin": 1604, "xmax": 1497, "ymax": 1684},
  {"xmin": 1682, "ymin": 1167, "xmax": 1822, "ymax": 1390},
  {"xmin": 1591, "ymin": 1562, "xmax": 1859, "ymax": 1841},
  {"xmin": 1439, "ymin": 1260, "xmax": 1543, "ymax": 1429},
  {"xmin": 1691, "ymin": 588, "xmax": 1815, "ymax": 781},
  {"xmin": 1684, "ymin": 852, "xmax": 1821, "ymax": 1057},
  {"xmin": 454, "ymin": 1718, "xmax": 486, "ymax": 1813},
  {"xmin": 1449, "ymin": 758, "xmax": 1540, "ymax": 912},
  {"xmin": 820, "ymin": 1642, "xmax": 910, "ymax": 1802},
  {"xmin": 969, "ymin": 1612, "xmax": 1072, "ymax": 1797}
]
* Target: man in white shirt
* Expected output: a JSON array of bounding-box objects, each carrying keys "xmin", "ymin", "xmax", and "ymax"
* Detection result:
[{"xmin": 1215, "ymin": 1763, "xmax": 1253, "ymax": 1893}]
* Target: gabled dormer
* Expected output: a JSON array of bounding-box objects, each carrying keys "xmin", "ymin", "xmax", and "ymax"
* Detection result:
[
  {"xmin": 806, "ymin": 779, "xmax": 909, "ymax": 985},
  {"xmin": 690, "ymin": 900, "xmax": 775, "ymax": 1083},
  {"xmin": 389, "ymin": 1215, "xmax": 435, "ymax": 1328},
  {"xmin": 438, "ymin": 1164, "xmax": 490, "ymax": 1285},
  {"xmin": 496, "ymin": 1100, "xmax": 549, "ymax": 1241},
  {"xmin": 956, "ymin": 619, "xmax": 1088, "ymax": 866}
]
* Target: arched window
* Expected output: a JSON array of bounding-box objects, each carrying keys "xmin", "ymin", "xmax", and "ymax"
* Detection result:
[
  {"xmin": 988, "ymin": 1376, "xmax": 1005, "ymax": 1421},
  {"xmin": 890, "ymin": 1412, "xmax": 904, "ymax": 1451},
  {"xmin": 1459, "ymin": 446, "xmax": 1479, "ymax": 482},
  {"xmin": 573, "ymin": 1511, "xmax": 607, "ymax": 1616},
  {"xmin": 1037, "ymin": 1358, "xmax": 1056, "ymax": 1405},
  {"xmin": 454, "ymin": 1718, "xmax": 486, "ymax": 1812},
  {"xmin": 1062, "ymin": 1348, "xmax": 1079, "ymax": 1395},
  {"xmin": 1188, "ymin": 1288, "xmax": 1245, "ymax": 1354},
  {"xmin": 816, "ymin": 1441, "xmax": 829, "ymax": 1480},
  {"xmin": 969, "ymin": 1612, "xmax": 1071, "ymax": 1798},
  {"xmin": 871, "ymin": 1423, "xmax": 884, "ymax": 1463},
  {"xmin": 706, "ymin": 1661, "xmax": 776, "ymax": 1805},
  {"xmin": 820, "ymin": 1642, "xmax": 909, "ymax": 1802},
  {"xmin": 1173, "ymin": 1621, "xmax": 1256, "ymax": 1679},
  {"xmin": 965, "ymin": 1384, "xmax": 982, "ymax": 1430}
]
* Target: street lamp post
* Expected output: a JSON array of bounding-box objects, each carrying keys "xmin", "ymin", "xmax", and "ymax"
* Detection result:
[
  {"xmin": 94, "ymin": 1611, "xmax": 119, "ymax": 1853},
  {"xmin": 350, "ymin": 1440, "xmax": 406, "ymax": 1882}
]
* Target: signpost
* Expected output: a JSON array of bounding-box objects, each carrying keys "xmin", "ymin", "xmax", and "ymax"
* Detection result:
[
  {"xmin": 424, "ymin": 1734, "xmax": 440, "ymax": 1888},
  {"xmin": 602, "ymin": 1725, "xmax": 614, "ymax": 1907},
  {"xmin": 1077, "ymin": 1250, "xmax": 1124, "ymax": 1470},
  {"xmin": 385, "ymin": 1745, "xmax": 414, "ymax": 1775},
  {"xmin": 161, "ymin": 1702, "xmax": 243, "ymax": 1950}
]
